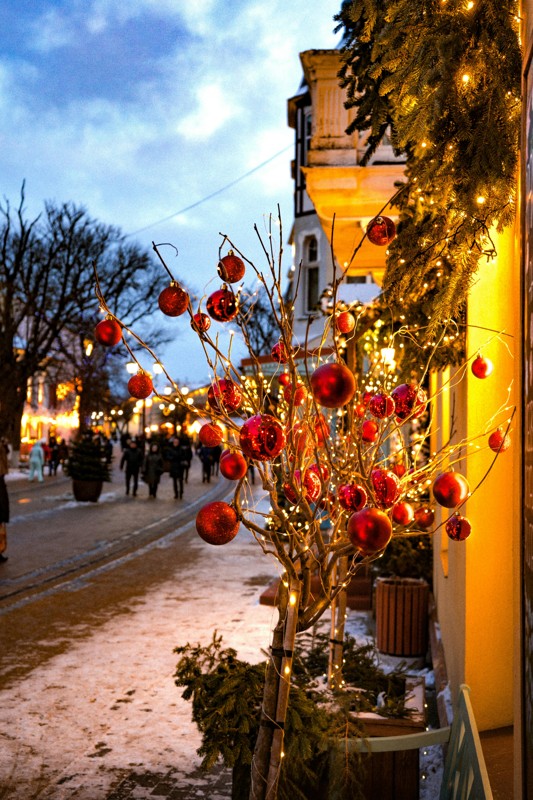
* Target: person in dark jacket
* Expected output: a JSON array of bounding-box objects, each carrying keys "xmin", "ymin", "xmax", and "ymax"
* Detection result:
[
  {"xmin": 179, "ymin": 435, "xmax": 193, "ymax": 483},
  {"xmin": 165, "ymin": 438, "xmax": 185, "ymax": 499},
  {"xmin": 143, "ymin": 442, "xmax": 164, "ymax": 498},
  {"xmin": 198, "ymin": 444, "xmax": 215, "ymax": 483},
  {"xmin": 120, "ymin": 439, "xmax": 143, "ymax": 497}
]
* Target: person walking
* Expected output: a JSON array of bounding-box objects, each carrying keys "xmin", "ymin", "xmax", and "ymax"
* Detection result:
[
  {"xmin": 0, "ymin": 437, "xmax": 10, "ymax": 563},
  {"xmin": 48, "ymin": 436, "xmax": 60, "ymax": 476},
  {"xmin": 179, "ymin": 434, "xmax": 193, "ymax": 483},
  {"xmin": 28, "ymin": 440, "xmax": 45, "ymax": 482},
  {"xmin": 165, "ymin": 438, "xmax": 185, "ymax": 499},
  {"xmin": 143, "ymin": 443, "xmax": 164, "ymax": 499},
  {"xmin": 120, "ymin": 439, "xmax": 143, "ymax": 497}
]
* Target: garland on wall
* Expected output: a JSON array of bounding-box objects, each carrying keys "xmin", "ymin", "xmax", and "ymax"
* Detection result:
[{"xmin": 335, "ymin": 0, "xmax": 522, "ymax": 350}]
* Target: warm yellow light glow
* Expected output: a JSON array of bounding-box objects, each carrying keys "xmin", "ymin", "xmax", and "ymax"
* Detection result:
[
  {"xmin": 289, "ymin": 593, "xmax": 297, "ymax": 606},
  {"xmin": 181, "ymin": 386, "xmax": 189, "ymax": 395},
  {"xmin": 126, "ymin": 362, "xmax": 137, "ymax": 374},
  {"xmin": 476, "ymin": 195, "xmax": 486, "ymax": 205},
  {"xmin": 153, "ymin": 362, "xmax": 163, "ymax": 374},
  {"xmin": 462, "ymin": 74, "xmax": 470, "ymax": 84},
  {"xmin": 145, "ymin": 398, "xmax": 153, "ymax": 408}
]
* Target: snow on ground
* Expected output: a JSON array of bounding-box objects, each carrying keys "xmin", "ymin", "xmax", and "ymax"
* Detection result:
[{"xmin": 0, "ymin": 485, "xmax": 443, "ymax": 799}]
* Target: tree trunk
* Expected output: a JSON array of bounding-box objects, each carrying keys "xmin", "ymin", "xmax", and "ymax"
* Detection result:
[
  {"xmin": 328, "ymin": 557, "xmax": 349, "ymax": 690},
  {"xmin": 249, "ymin": 576, "xmax": 301, "ymax": 800},
  {"xmin": 0, "ymin": 375, "xmax": 26, "ymax": 450}
]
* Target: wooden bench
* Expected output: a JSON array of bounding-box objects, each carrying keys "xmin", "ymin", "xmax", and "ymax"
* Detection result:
[{"xmin": 347, "ymin": 684, "xmax": 493, "ymax": 799}]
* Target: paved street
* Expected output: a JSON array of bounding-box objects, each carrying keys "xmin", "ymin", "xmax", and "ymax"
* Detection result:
[{"xmin": 0, "ymin": 454, "xmax": 280, "ymax": 799}]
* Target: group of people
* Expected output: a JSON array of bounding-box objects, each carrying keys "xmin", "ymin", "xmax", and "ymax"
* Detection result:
[{"xmin": 120, "ymin": 435, "xmax": 193, "ymax": 500}]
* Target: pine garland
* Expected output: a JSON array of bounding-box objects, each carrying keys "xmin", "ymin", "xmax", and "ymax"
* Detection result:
[{"xmin": 335, "ymin": 0, "xmax": 521, "ymax": 340}]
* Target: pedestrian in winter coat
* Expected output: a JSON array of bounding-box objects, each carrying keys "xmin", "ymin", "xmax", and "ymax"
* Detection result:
[
  {"xmin": 143, "ymin": 443, "xmax": 164, "ymax": 498},
  {"xmin": 28, "ymin": 441, "xmax": 45, "ymax": 482},
  {"xmin": 179, "ymin": 435, "xmax": 193, "ymax": 483},
  {"xmin": 164, "ymin": 438, "xmax": 185, "ymax": 499},
  {"xmin": 198, "ymin": 444, "xmax": 215, "ymax": 484},
  {"xmin": 0, "ymin": 437, "xmax": 10, "ymax": 563},
  {"xmin": 120, "ymin": 440, "xmax": 143, "ymax": 496}
]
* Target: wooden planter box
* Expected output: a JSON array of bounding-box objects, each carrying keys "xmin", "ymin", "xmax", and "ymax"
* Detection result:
[
  {"xmin": 375, "ymin": 577, "xmax": 429, "ymax": 657},
  {"xmin": 327, "ymin": 676, "xmax": 425, "ymax": 800}
]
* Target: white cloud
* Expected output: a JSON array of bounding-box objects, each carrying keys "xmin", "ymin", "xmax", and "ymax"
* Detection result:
[{"xmin": 175, "ymin": 83, "xmax": 242, "ymax": 142}]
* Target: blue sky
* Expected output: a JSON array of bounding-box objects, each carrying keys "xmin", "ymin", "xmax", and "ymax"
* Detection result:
[{"xmin": 0, "ymin": 0, "xmax": 341, "ymax": 385}]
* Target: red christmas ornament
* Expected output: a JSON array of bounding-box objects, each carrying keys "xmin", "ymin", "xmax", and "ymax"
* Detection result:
[
  {"xmin": 279, "ymin": 373, "xmax": 291, "ymax": 387},
  {"xmin": 94, "ymin": 318, "xmax": 122, "ymax": 346},
  {"xmin": 362, "ymin": 391, "xmax": 373, "ymax": 406},
  {"xmin": 219, "ymin": 450, "xmax": 248, "ymax": 480},
  {"xmin": 369, "ymin": 392, "xmax": 395, "ymax": 420},
  {"xmin": 196, "ymin": 501, "xmax": 240, "ymax": 545},
  {"xmin": 240, "ymin": 414, "xmax": 286, "ymax": 461},
  {"xmin": 371, "ymin": 468, "xmax": 401, "ymax": 509},
  {"xmin": 391, "ymin": 383, "xmax": 427, "ymax": 422},
  {"xmin": 307, "ymin": 462, "xmax": 330, "ymax": 482},
  {"xmin": 206, "ymin": 287, "xmax": 238, "ymax": 322},
  {"xmin": 284, "ymin": 383, "xmax": 307, "ymax": 406},
  {"xmin": 218, "ymin": 251, "xmax": 246, "ymax": 283},
  {"xmin": 199, "ymin": 423, "xmax": 224, "ymax": 447},
  {"xmin": 391, "ymin": 463, "xmax": 407, "ymax": 478},
  {"xmin": 354, "ymin": 403, "xmax": 366, "ymax": 418},
  {"xmin": 271, "ymin": 341, "xmax": 290, "ymax": 364},
  {"xmin": 191, "ymin": 312, "xmax": 211, "ymax": 333},
  {"xmin": 446, "ymin": 514, "xmax": 472, "ymax": 542},
  {"xmin": 284, "ymin": 468, "xmax": 322, "ymax": 504},
  {"xmin": 366, "ymin": 215, "xmax": 396, "ymax": 246},
  {"xmin": 338, "ymin": 483, "xmax": 367, "ymax": 512},
  {"xmin": 471, "ymin": 355, "xmax": 493, "ymax": 379},
  {"xmin": 290, "ymin": 421, "xmax": 312, "ymax": 455},
  {"xmin": 335, "ymin": 311, "xmax": 356, "ymax": 334},
  {"xmin": 128, "ymin": 372, "xmax": 153, "ymax": 399},
  {"xmin": 207, "ymin": 379, "xmax": 242, "ymax": 413},
  {"xmin": 314, "ymin": 414, "xmax": 330, "ymax": 446},
  {"xmin": 392, "ymin": 502, "xmax": 415, "ymax": 526},
  {"xmin": 488, "ymin": 427, "xmax": 511, "ymax": 453},
  {"xmin": 432, "ymin": 471, "xmax": 469, "ymax": 508},
  {"xmin": 158, "ymin": 282, "xmax": 189, "ymax": 317},
  {"xmin": 347, "ymin": 507, "xmax": 393, "ymax": 554},
  {"xmin": 310, "ymin": 363, "xmax": 356, "ymax": 408},
  {"xmin": 361, "ymin": 419, "xmax": 379, "ymax": 443},
  {"xmin": 414, "ymin": 506, "xmax": 435, "ymax": 530}
]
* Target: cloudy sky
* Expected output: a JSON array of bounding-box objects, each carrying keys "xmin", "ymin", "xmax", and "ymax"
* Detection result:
[{"xmin": 0, "ymin": 0, "xmax": 342, "ymax": 385}]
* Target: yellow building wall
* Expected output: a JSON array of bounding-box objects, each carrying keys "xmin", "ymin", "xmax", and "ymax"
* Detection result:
[{"xmin": 434, "ymin": 223, "xmax": 520, "ymax": 731}]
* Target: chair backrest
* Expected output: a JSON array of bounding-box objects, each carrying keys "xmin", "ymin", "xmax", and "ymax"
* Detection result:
[{"xmin": 439, "ymin": 684, "xmax": 493, "ymax": 800}]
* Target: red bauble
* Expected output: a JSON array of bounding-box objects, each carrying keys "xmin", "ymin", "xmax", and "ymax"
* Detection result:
[
  {"xmin": 158, "ymin": 283, "xmax": 189, "ymax": 317},
  {"xmin": 446, "ymin": 514, "xmax": 472, "ymax": 542},
  {"xmin": 307, "ymin": 462, "xmax": 330, "ymax": 482},
  {"xmin": 199, "ymin": 423, "xmax": 224, "ymax": 447},
  {"xmin": 284, "ymin": 383, "xmax": 307, "ymax": 406},
  {"xmin": 271, "ymin": 341, "xmax": 290, "ymax": 364},
  {"xmin": 338, "ymin": 483, "xmax": 367, "ymax": 512},
  {"xmin": 391, "ymin": 463, "xmax": 407, "ymax": 478},
  {"xmin": 391, "ymin": 383, "xmax": 427, "ymax": 422},
  {"xmin": 335, "ymin": 311, "xmax": 356, "ymax": 334},
  {"xmin": 284, "ymin": 468, "xmax": 322, "ymax": 504},
  {"xmin": 347, "ymin": 508, "xmax": 393, "ymax": 554},
  {"xmin": 219, "ymin": 450, "xmax": 248, "ymax": 480},
  {"xmin": 191, "ymin": 312, "xmax": 211, "ymax": 333},
  {"xmin": 207, "ymin": 379, "xmax": 242, "ymax": 413},
  {"xmin": 240, "ymin": 414, "xmax": 286, "ymax": 461},
  {"xmin": 371, "ymin": 468, "xmax": 401, "ymax": 509},
  {"xmin": 218, "ymin": 251, "xmax": 246, "ymax": 283},
  {"xmin": 128, "ymin": 372, "xmax": 153, "ymax": 399},
  {"xmin": 471, "ymin": 355, "xmax": 493, "ymax": 379},
  {"xmin": 362, "ymin": 391, "xmax": 373, "ymax": 406},
  {"xmin": 366, "ymin": 216, "xmax": 396, "ymax": 246},
  {"xmin": 361, "ymin": 419, "xmax": 379, "ymax": 443},
  {"xmin": 206, "ymin": 288, "xmax": 238, "ymax": 322},
  {"xmin": 310, "ymin": 363, "xmax": 356, "ymax": 408},
  {"xmin": 488, "ymin": 428, "xmax": 511, "ymax": 453},
  {"xmin": 392, "ymin": 502, "xmax": 415, "ymax": 526},
  {"xmin": 196, "ymin": 501, "xmax": 240, "ymax": 545},
  {"xmin": 314, "ymin": 414, "xmax": 330, "ymax": 446},
  {"xmin": 354, "ymin": 402, "xmax": 366, "ymax": 418},
  {"xmin": 291, "ymin": 421, "xmax": 312, "ymax": 455},
  {"xmin": 432, "ymin": 471, "xmax": 469, "ymax": 508},
  {"xmin": 279, "ymin": 373, "xmax": 291, "ymax": 387},
  {"xmin": 369, "ymin": 392, "xmax": 395, "ymax": 420},
  {"xmin": 414, "ymin": 506, "xmax": 435, "ymax": 530},
  {"xmin": 95, "ymin": 318, "xmax": 122, "ymax": 346}
]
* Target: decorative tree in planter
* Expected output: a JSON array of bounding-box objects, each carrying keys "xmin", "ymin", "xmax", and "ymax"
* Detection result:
[
  {"xmin": 64, "ymin": 433, "xmax": 111, "ymax": 502},
  {"xmin": 93, "ymin": 213, "xmax": 514, "ymax": 798}
]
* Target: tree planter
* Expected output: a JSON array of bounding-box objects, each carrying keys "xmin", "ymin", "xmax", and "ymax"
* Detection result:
[
  {"xmin": 375, "ymin": 577, "xmax": 429, "ymax": 657},
  {"xmin": 259, "ymin": 566, "xmax": 373, "ymax": 611},
  {"xmin": 327, "ymin": 676, "xmax": 426, "ymax": 800},
  {"xmin": 72, "ymin": 479, "xmax": 103, "ymax": 503}
]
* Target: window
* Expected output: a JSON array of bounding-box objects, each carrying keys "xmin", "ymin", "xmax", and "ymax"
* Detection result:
[{"xmin": 303, "ymin": 235, "xmax": 319, "ymax": 312}]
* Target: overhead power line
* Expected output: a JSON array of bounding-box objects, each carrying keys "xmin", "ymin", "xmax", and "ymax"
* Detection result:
[{"xmin": 126, "ymin": 143, "xmax": 293, "ymax": 238}]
